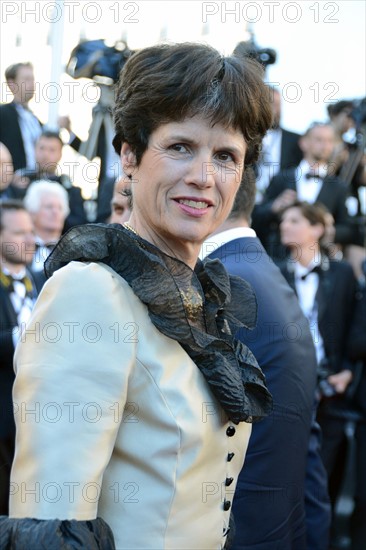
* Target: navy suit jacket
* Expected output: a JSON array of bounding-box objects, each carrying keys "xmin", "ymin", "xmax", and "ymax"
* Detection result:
[{"xmin": 208, "ymin": 236, "xmax": 317, "ymax": 549}]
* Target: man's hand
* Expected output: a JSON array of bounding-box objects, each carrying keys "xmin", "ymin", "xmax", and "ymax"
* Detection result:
[
  {"xmin": 58, "ymin": 115, "xmax": 71, "ymax": 133},
  {"xmin": 12, "ymin": 172, "xmax": 30, "ymax": 189},
  {"xmin": 271, "ymin": 189, "xmax": 297, "ymax": 214},
  {"xmin": 327, "ymin": 369, "xmax": 353, "ymax": 394}
]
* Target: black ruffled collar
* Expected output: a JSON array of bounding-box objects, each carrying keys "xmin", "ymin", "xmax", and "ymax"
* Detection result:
[{"xmin": 45, "ymin": 224, "xmax": 272, "ymax": 424}]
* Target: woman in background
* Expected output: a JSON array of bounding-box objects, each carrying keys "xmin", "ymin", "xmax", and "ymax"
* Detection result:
[{"xmin": 279, "ymin": 200, "xmax": 358, "ymax": 548}]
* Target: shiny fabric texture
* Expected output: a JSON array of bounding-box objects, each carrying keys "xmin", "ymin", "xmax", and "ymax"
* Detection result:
[
  {"xmin": 0, "ymin": 517, "xmax": 115, "ymax": 549},
  {"xmin": 45, "ymin": 223, "xmax": 272, "ymax": 424}
]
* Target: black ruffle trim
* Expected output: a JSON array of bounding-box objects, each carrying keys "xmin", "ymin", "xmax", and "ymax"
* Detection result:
[
  {"xmin": 0, "ymin": 516, "xmax": 115, "ymax": 549},
  {"xmin": 44, "ymin": 224, "xmax": 272, "ymax": 424}
]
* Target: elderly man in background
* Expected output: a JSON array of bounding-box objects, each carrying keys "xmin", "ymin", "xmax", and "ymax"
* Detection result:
[{"xmin": 24, "ymin": 180, "xmax": 69, "ymax": 277}]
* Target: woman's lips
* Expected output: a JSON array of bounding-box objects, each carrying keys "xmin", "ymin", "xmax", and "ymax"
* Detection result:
[{"xmin": 175, "ymin": 198, "xmax": 212, "ymax": 217}]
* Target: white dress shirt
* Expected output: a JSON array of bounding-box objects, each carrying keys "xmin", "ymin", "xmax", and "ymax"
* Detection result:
[
  {"xmin": 296, "ymin": 159, "xmax": 328, "ymax": 203},
  {"xmin": 293, "ymin": 259, "xmax": 326, "ymax": 365},
  {"xmin": 2, "ymin": 266, "xmax": 35, "ymax": 347},
  {"xmin": 255, "ymin": 128, "xmax": 282, "ymax": 202},
  {"xmin": 32, "ymin": 236, "xmax": 57, "ymax": 272},
  {"xmin": 200, "ymin": 227, "xmax": 257, "ymax": 260}
]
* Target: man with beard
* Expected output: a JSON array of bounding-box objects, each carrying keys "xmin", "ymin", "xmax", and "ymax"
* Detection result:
[{"xmin": 252, "ymin": 122, "xmax": 354, "ymax": 262}]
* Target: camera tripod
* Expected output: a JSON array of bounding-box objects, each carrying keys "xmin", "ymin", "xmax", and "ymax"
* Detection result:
[
  {"xmin": 79, "ymin": 83, "xmax": 119, "ymax": 182},
  {"xmin": 77, "ymin": 83, "xmax": 120, "ymax": 221}
]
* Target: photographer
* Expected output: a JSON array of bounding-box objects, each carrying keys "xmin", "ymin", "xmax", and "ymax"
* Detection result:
[
  {"xmin": 328, "ymin": 99, "xmax": 366, "ymax": 281},
  {"xmin": 328, "ymin": 99, "xmax": 366, "ymax": 198}
]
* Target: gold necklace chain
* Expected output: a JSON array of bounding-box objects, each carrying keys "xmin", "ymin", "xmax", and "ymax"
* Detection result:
[{"xmin": 123, "ymin": 222, "xmax": 140, "ymax": 237}]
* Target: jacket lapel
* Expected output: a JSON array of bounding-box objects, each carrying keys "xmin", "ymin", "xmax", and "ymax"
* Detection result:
[{"xmin": 315, "ymin": 260, "xmax": 334, "ymax": 324}]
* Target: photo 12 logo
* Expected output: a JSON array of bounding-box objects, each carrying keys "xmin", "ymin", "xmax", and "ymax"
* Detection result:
[
  {"xmin": 202, "ymin": 2, "xmax": 340, "ymax": 24},
  {"xmin": 1, "ymin": 2, "xmax": 140, "ymax": 24}
]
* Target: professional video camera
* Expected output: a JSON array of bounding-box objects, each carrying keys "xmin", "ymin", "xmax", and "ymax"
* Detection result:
[
  {"xmin": 65, "ymin": 39, "xmax": 136, "ymax": 171},
  {"xmin": 66, "ymin": 39, "xmax": 134, "ymax": 83},
  {"xmin": 233, "ymin": 37, "xmax": 276, "ymax": 69},
  {"xmin": 350, "ymin": 96, "xmax": 366, "ymax": 129}
]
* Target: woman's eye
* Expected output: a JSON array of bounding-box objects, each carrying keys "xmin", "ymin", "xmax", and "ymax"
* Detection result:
[
  {"xmin": 216, "ymin": 151, "xmax": 235, "ymax": 163},
  {"xmin": 169, "ymin": 143, "xmax": 188, "ymax": 153}
]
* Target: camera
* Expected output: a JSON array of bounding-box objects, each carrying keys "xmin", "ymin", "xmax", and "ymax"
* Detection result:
[
  {"xmin": 66, "ymin": 39, "xmax": 134, "ymax": 83},
  {"xmin": 350, "ymin": 96, "xmax": 366, "ymax": 128},
  {"xmin": 233, "ymin": 39, "xmax": 276, "ymax": 68}
]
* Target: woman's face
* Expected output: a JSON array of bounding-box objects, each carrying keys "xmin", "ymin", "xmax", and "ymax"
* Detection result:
[
  {"xmin": 280, "ymin": 207, "xmax": 322, "ymax": 250},
  {"xmin": 122, "ymin": 115, "xmax": 246, "ymax": 267}
]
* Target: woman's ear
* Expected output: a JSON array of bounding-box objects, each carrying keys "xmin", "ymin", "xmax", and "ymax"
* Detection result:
[{"xmin": 121, "ymin": 143, "xmax": 137, "ymax": 177}]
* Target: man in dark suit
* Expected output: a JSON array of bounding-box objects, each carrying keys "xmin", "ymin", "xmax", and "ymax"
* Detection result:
[
  {"xmin": 200, "ymin": 170, "xmax": 330, "ymax": 549},
  {"xmin": 255, "ymin": 87, "xmax": 303, "ymax": 203},
  {"xmin": 253, "ymin": 122, "xmax": 354, "ymax": 261},
  {"xmin": 0, "ymin": 63, "xmax": 42, "ymax": 171},
  {"xmin": 0, "ymin": 200, "xmax": 38, "ymax": 514},
  {"xmin": 0, "ymin": 63, "xmax": 82, "ymax": 177}
]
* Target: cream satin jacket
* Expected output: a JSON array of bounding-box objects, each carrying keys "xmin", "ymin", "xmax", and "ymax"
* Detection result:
[{"xmin": 10, "ymin": 261, "xmax": 251, "ymax": 549}]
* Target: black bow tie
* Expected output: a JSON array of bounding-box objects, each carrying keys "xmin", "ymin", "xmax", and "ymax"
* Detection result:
[
  {"xmin": 300, "ymin": 265, "xmax": 322, "ymax": 280},
  {"xmin": 305, "ymin": 172, "xmax": 323, "ymax": 180},
  {"xmin": 0, "ymin": 271, "xmax": 34, "ymax": 294}
]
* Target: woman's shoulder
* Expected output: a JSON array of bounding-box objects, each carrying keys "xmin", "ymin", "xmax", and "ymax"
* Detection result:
[
  {"xmin": 46, "ymin": 260, "xmax": 131, "ymax": 292},
  {"xmin": 38, "ymin": 260, "xmax": 141, "ymax": 322}
]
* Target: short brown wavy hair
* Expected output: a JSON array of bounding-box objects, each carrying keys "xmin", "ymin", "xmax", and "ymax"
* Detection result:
[{"xmin": 113, "ymin": 42, "xmax": 272, "ymax": 167}]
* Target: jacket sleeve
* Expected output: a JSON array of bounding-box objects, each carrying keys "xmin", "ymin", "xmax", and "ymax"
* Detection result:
[
  {"xmin": 0, "ymin": 516, "xmax": 116, "ymax": 549},
  {"xmin": 7, "ymin": 261, "xmax": 136, "ymax": 527},
  {"xmin": 333, "ymin": 181, "xmax": 355, "ymax": 245}
]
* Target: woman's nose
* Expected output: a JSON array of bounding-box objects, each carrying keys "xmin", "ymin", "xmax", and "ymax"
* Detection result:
[{"xmin": 184, "ymin": 155, "xmax": 216, "ymax": 188}]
